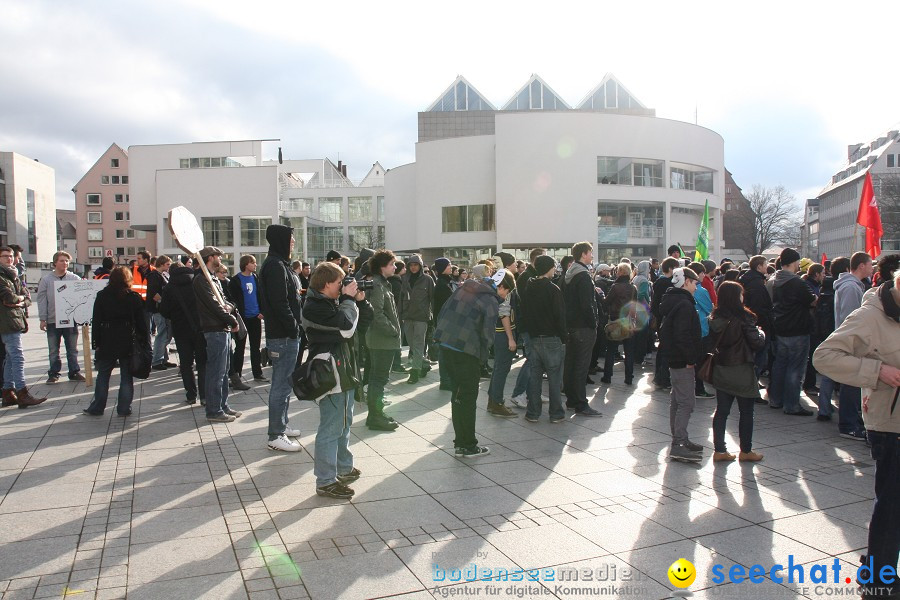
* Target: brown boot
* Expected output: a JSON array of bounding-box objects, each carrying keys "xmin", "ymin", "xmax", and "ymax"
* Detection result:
[
  {"xmin": 15, "ymin": 387, "xmax": 46, "ymax": 408},
  {"xmin": 1, "ymin": 388, "xmax": 17, "ymax": 407}
]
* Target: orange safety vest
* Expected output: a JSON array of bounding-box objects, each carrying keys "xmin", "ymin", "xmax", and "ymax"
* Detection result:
[{"xmin": 131, "ymin": 264, "xmax": 154, "ymax": 299}]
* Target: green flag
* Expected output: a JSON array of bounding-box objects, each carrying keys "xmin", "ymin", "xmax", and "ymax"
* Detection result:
[{"xmin": 694, "ymin": 199, "xmax": 710, "ymax": 261}]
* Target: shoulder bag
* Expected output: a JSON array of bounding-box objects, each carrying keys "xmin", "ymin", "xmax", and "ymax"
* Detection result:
[
  {"xmin": 696, "ymin": 319, "xmax": 731, "ymax": 385},
  {"xmin": 292, "ymin": 352, "xmax": 337, "ymax": 401}
]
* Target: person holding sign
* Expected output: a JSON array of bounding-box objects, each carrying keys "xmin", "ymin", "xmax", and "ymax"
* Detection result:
[
  {"xmin": 83, "ymin": 267, "xmax": 147, "ymax": 416},
  {"xmin": 0, "ymin": 246, "xmax": 44, "ymax": 408},
  {"xmin": 37, "ymin": 251, "xmax": 84, "ymax": 384}
]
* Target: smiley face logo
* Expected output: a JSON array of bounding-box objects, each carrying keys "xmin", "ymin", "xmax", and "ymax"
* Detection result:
[{"xmin": 667, "ymin": 558, "xmax": 696, "ymax": 588}]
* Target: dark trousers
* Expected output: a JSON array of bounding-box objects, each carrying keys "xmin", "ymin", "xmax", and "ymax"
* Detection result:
[
  {"xmin": 443, "ymin": 348, "xmax": 481, "ymax": 449},
  {"xmin": 590, "ymin": 322, "xmax": 607, "ymax": 368},
  {"xmin": 438, "ymin": 346, "xmax": 455, "ymax": 388},
  {"xmin": 633, "ymin": 324, "xmax": 650, "ymax": 365},
  {"xmin": 712, "ymin": 390, "xmax": 755, "ymax": 453},
  {"xmin": 603, "ymin": 337, "xmax": 634, "ymax": 382},
  {"xmin": 863, "ymin": 431, "xmax": 900, "ymax": 595},
  {"xmin": 803, "ymin": 334, "xmax": 822, "ymax": 389},
  {"xmin": 563, "ymin": 327, "xmax": 596, "ymax": 411},
  {"xmin": 839, "ymin": 384, "xmax": 865, "ymax": 434},
  {"xmin": 174, "ymin": 333, "xmax": 206, "ymax": 401},
  {"xmin": 230, "ymin": 315, "xmax": 262, "ymax": 378},
  {"xmin": 88, "ymin": 357, "xmax": 134, "ymax": 415},
  {"xmin": 654, "ymin": 350, "xmax": 670, "ymax": 386},
  {"xmin": 366, "ymin": 348, "xmax": 394, "ymax": 418}
]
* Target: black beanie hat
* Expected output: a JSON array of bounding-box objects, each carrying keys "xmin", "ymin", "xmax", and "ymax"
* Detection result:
[
  {"xmin": 534, "ymin": 255, "xmax": 556, "ymax": 275},
  {"xmin": 780, "ymin": 247, "xmax": 801, "ymax": 266}
]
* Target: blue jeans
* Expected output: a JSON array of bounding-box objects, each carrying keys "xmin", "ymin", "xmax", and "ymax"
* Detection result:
[
  {"xmin": 769, "ymin": 334, "xmax": 809, "ymax": 413},
  {"xmin": 46, "ymin": 324, "xmax": 80, "ymax": 377},
  {"xmin": 489, "ymin": 330, "xmax": 517, "ymax": 404},
  {"xmin": 1, "ymin": 332, "xmax": 25, "ymax": 390},
  {"xmin": 526, "ymin": 336, "xmax": 565, "ymax": 420},
  {"xmin": 512, "ymin": 332, "xmax": 531, "ymax": 398},
  {"xmin": 863, "ymin": 431, "xmax": 900, "ymax": 595},
  {"xmin": 267, "ymin": 337, "xmax": 300, "ymax": 440},
  {"xmin": 87, "ymin": 357, "xmax": 134, "ymax": 415},
  {"xmin": 818, "ymin": 375, "xmax": 836, "ymax": 416},
  {"xmin": 204, "ymin": 332, "xmax": 232, "ymax": 417},
  {"xmin": 314, "ymin": 389, "xmax": 355, "ymax": 488},
  {"xmin": 754, "ymin": 338, "xmax": 771, "ymax": 377},
  {"xmin": 838, "ymin": 385, "xmax": 865, "ymax": 434},
  {"xmin": 151, "ymin": 313, "xmax": 171, "ymax": 366}
]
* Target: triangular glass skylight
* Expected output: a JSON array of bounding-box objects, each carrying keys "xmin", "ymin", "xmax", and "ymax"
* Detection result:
[
  {"xmin": 578, "ymin": 74, "xmax": 646, "ymax": 110},
  {"xmin": 501, "ymin": 75, "xmax": 570, "ymax": 110},
  {"xmin": 426, "ymin": 77, "xmax": 496, "ymax": 112}
]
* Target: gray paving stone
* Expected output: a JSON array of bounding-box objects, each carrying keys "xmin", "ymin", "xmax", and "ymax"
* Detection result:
[
  {"xmin": 0, "ymin": 506, "xmax": 86, "ymax": 543},
  {"xmin": 483, "ymin": 522, "xmax": 606, "ymax": 571},
  {"xmin": 125, "ymin": 572, "xmax": 248, "ymax": 600},
  {"xmin": 299, "ymin": 550, "xmax": 423, "ymax": 600},
  {"xmin": 127, "ymin": 534, "xmax": 238, "ymax": 584},
  {"xmin": 433, "ymin": 486, "xmax": 535, "ymax": 520},
  {"xmin": 273, "ymin": 504, "xmax": 374, "ymax": 544},
  {"xmin": 130, "ymin": 505, "xmax": 229, "ymax": 544},
  {"xmin": 355, "ymin": 495, "xmax": 457, "ymax": 532},
  {"xmin": 0, "ymin": 535, "xmax": 78, "ymax": 580}
]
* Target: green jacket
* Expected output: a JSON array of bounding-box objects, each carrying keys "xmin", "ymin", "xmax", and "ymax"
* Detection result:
[
  {"xmin": 365, "ymin": 274, "xmax": 401, "ymax": 350},
  {"xmin": 0, "ymin": 264, "xmax": 30, "ymax": 334}
]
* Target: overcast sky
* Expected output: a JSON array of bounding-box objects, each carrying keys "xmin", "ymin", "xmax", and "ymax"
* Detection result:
[{"xmin": 3, "ymin": 0, "xmax": 899, "ymax": 210}]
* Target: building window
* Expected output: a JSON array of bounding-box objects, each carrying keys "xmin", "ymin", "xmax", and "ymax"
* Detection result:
[
  {"xmin": 116, "ymin": 229, "xmax": 135, "ymax": 239},
  {"xmin": 180, "ymin": 157, "xmax": 242, "ymax": 169},
  {"xmin": 441, "ymin": 204, "xmax": 496, "ymax": 233},
  {"xmin": 202, "ymin": 217, "xmax": 233, "ymax": 247},
  {"xmin": 889, "ymin": 154, "xmax": 896, "ymax": 168},
  {"xmin": 115, "ymin": 194, "xmax": 124, "ymax": 203},
  {"xmin": 810, "ymin": 222, "xmax": 819, "ymax": 234},
  {"xmin": 111, "ymin": 158, "xmax": 119, "ymax": 168},
  {"xmin": 87, "ymin": 194, "xmax": 101, "ymax": 205},
  {"xmin": 240, "ymin": 217, "xmax": 271, "ymax": 247},
  {"xmin": 122, "ymin": 176, "xmax": 128, "ymax": 184},
  {"xmin": 87, "ymin": 229, "xmax": 103, "ymax": 241},
  {"xmin": 726, "ymin": 184, "xmax": 732, "ymax": 195},
  {"xmin": 101, "ymin": 176, "xmax": 109, "ymax": 185},
  {"xmin": 307, "ymin": 226, "xmax": 344, "ymax": 260},
  {"xmin": 279, "ymin": 217, "xmax": 304, "ymax": 254},
  {"xmin": 127, "ymin": 247, "xmax": 136, "ymax": 256},
  {"xmin": 632, "ymin": 161, "xmax": 664, "ymax": 188},
  {"xmin": 349, "ymin": 226, "xmax": 375, "ymax": 251},
  {"xmin": 348, "ymin": 197, "xmax": 372, "ymax": 222},
  {"xmin": 597, "ymin": 157, "xmax": 631, "ymax": 185},
  {"xmin": 377, "ymin": 196, "xmax": 385, "ymax": 221},
  {"xmin": 115, "ymin": 212, "xmax": 129, "ymax": 221},
  {"xmin": 25, "ymin": 189, "xmax": 35, "ymax": 255},
  {"xmin": 87, "ymin": 212, "xmax": 102, "ymax": 224},
  {"xmin": 318, "ymin": 198, "xmax": 343, "ymax": 222},
  {"xmin": 111, "ymin": 175, "xmax": 120, "ymax": 184},
  {"xmin": 88, "ymin": 247, "xmax": 104, "ymax": 258},
  {"xmin": 671, "ymin": 165, "xmax": 714, "ymax": 193},
  {"xmin": 283, "ymin": 197, "xmax": 314, "ymax": 212},
  {"xmin": 116, "ymin": 247, "xmax": 126, "ymax": 256}
]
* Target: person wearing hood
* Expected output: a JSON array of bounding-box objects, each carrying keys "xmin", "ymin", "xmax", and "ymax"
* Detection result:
[
  {"xmin": 434, "ymin": 269, "xmax": 508, "ymax": 457},
  {"xmin": 739, "ymin": 255, "xmax": 774, "ymax": 379},
  {"xmin": 258, "ymin": 225, "xmax": 304, "ymax": 451},
  {"xmin": 562, "ymin": 241, "xmax": 601, "ymax": 417},
  {"xmin": 688, "ymin": 262, "xmax": 715, "ymax": 398},
  {"xmin": 769, "ymin": 248, "xmax": 817, "ymax": 416},
  {"xmin": 159, "ymin": 262, "xmax": 207, "ymax": 406},
  {"xmin": 93, "ymin": 256, "xmax": 115, "ymax": 280},
  {"xmin": 708, "ymin": 281, "xmax": 766, "ymax": 462},
  {"xmin": 632, "ymin": 260, "xmax": 653, "ymax": 366},
  {"xmin": 399, "ymin": 254, "xmax": 433, "ymax": 384},
  {"xmin": 651, "ymin": 257, "xmax": 680, "ymax": 389},
  {"xmin": 813, "ymin": 270, "xmax": 900, "ymax": 599},
  {"xmin": 658, "ymin": 267, "xmax": 703, "ymax": 461},
  {"xmin": 832, "ymin": 251, "xmax": 875, "ymax": 441},
  {"xmin": 432, "ymin": 257, "xmax": 454, "ymax": 390},
  {"xmin": 365, "ymin": 250, "xmax": 403, "ymax": 432}
]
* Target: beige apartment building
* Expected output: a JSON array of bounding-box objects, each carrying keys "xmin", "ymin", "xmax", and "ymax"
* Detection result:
[{"xmin": 73, "ymin": 143, "xmax": 156, "ymax": 269}]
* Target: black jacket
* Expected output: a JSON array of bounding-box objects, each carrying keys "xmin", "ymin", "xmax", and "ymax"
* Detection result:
[
  {"xmin": 301, "ymin": 288, "xmax": 360, "ymax": 391},
  {"xmin": 772, "ymin": 270, "xmax": 815, "ymax": 336},
  {"xmin": 159, "ymin": 266, "xmax": 203, "ymax": 340},
  {"xmin": 658, "ymin": 287, "xmax": 702, "ymax": 368},
  {"xmin": 92, "ymin": 287, "xmax": 148, "ymax": 360},
  {"xmin": 193, "ymin": 270, "xmax": 237, "ymax": 333},
  {"xmin": 605, "ymin": 276, "xmax": 636, "ymax": 321},
  {"xmin": 520, "ymin": 277, "xmax": 566, "ymax": 341},
  {"xmin": 814, "ymin": 277, "xmax": 836, "ymax": 340},
  {"xmin": 433, "ymin": 273, "xmax": 453, "ymax": 323},
  {"xmin": 145, "ymin": 269, "xmax": 168, "ymax": 313},
  {"xmin": 651, "ymin": 275, "xmax": 673, "ymax": 322},
  {"xmin": 738, "ymin": 269, "xmax": 774, "ymax": 335},
  {"xmin": 563, "ymin": 262, "xmax": 597, "ymax": 330},
  {"xmin": 258, "ymin": 225, "xmax": 302, "ymax": 339}
]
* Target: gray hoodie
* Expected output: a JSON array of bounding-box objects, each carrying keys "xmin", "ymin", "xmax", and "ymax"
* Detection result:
[{"xmin": 834, "ymin": 272, "xmax": 866, "ymax": 328}]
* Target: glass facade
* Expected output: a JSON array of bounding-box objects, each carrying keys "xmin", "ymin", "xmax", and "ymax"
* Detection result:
[
  {"xmin": 307, "ymin": 226, "xmax": 344, "ymax": 262},
  {"xmin": 26, "ymin": 189, "xmax": 35, "ymax": 255},
  {"xmin": 348, "ymin": 197, "xmax": 372, "ymax": 222},
  {"xmin": 318, "ymin": 198, "xmax": 343, "ymax": 222},
  {"xmin": 240, "ymin": 217, "xmax": 271, "ymax": 247},
  {"xmin": 441, "ymin": 204, "xmax": 496, "ymax": 233},
  {"xmin": 670, "ymin": 166, "xmax": 714, "ymax": 193},
  {"xmin": 279, "ymin": 217, "xmax": 305, "ymax": 259},
  {"xmin": 202, "ymin": 217, "xmax": 234, "ymax": 247},
  {"xmin": 598, "ymin": 203, "xmax": 664, "ymax": 243}
]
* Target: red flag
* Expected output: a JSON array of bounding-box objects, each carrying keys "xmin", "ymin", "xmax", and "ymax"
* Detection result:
[
  {"xmin": 857, "ymin": 171, "xmax": 883, "ymax": 258},
  {"xmin": 821, "ymin": 252, "xmax": 827, "ymax": 263}
]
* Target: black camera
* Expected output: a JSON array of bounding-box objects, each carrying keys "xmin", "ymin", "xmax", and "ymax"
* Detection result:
[{"xmin": 344, "ymin": 277, "xmax": 374, "ymax": 291}]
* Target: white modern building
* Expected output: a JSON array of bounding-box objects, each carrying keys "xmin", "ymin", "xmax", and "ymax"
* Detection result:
[
  {"xmin": 128, "ymin": 140, "xmax": 386, "ymax": 267},
  {"xmin": 812, "ymin": 129, "xmax": 900, "ymax": 259},
  {"xmin": 0, "ymin": 151, "xmax": 58, "ymax": 264},
  {"xmin": 386, "ymin": 74, "xmax": 725, "ymax": 266}
]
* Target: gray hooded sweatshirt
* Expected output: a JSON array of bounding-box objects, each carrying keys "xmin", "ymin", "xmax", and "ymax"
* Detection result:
[{"xmin": 834, "ymin": 272, "xmax": 866, "ymax": 328}]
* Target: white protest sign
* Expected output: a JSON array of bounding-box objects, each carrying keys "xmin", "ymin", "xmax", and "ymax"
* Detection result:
[{"xmin": 54, "ymin": 280, "xmax": 108, "ymax": 328}]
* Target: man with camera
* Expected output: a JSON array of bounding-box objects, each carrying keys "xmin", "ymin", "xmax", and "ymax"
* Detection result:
[
  {"xmin": 258, "ymin": 224, "xmax": 303, "ymax": 451},
  {"xmin": 302, "ymin": 262, "xmax": 366, "ymax": 498}
]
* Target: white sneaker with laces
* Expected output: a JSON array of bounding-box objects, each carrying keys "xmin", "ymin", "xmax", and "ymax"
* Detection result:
[
  {"xmin": 267, "ymin": 435, "xmax": 301, "ymax": 452},
  {"xmin": 284, "ymin": 427, "xmax": 301, "ymax": 437},
  {"xmin": 508, "ymin": 394, "xmax": 526, "ymax": 408}
]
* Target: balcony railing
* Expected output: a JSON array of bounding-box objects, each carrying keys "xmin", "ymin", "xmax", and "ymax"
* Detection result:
[{"xmin": 598, "ymin": 225, "xmax": 664, "ymax": 243}]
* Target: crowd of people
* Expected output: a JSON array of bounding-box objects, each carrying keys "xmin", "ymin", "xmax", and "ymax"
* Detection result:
[{"xmin": 3, "ymin": 234, "xmax": 900, "ymax": 596}]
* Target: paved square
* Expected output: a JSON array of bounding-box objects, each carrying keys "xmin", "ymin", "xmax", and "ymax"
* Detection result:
[{"xmin": 0, "ymin": 323, "xmax": 874, "ymax": 599}]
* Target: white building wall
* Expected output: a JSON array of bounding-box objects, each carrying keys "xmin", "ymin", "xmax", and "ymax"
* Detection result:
[
  {"xmin": 384, "ymin": 163, "xmax": 417, "ymax": 251},
  {"xmin": 0, "ymin": 152, "xmax": 57, "ymax": 263}
]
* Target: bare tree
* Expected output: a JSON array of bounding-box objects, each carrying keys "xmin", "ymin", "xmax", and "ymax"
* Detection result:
[
  {"xmin": 875, "ymin": 174, "xmax": 900, "ymax": 240},
  {"xmin": 348, "ymin": 224, "xmax": 386, "ymax": 254},
  {"xmin": 738, "ymin": 184, "xmax": 804, "ymax": 254}
]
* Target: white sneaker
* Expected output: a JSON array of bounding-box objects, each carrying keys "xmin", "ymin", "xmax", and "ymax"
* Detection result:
[
  {"xmin": 284, "ymin": 427, "xmax": 301, "ymax": 437},
  {"xmin": 508, "ymin": 394, "xmax": 526, "ymax": 408},
  {"xmin": 267, "ymin": 435, "xmax": 301, "ymax": 452}
]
